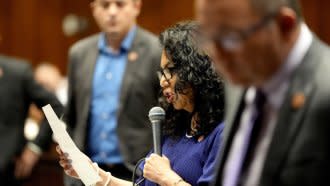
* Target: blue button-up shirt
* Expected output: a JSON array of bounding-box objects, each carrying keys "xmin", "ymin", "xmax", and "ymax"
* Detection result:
[{"xmin": 88, "ymin": 26, "xmax": 137, "ymax": 164}]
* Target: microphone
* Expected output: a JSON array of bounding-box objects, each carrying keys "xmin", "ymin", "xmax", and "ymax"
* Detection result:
[{"xmin": 148, "ymin": 106, "xmax": 165, "ymax": 155}]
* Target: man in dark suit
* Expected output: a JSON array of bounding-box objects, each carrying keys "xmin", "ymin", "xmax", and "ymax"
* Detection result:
[
  {"xmin": 0, "ymin": 55, "xmax": 63, "ymax": 186},
  {"xmin": 63, "ymin": 0, "xmax": 161, "ymax": 185},
  {"xmin": 196, "ymin": 0, "xmax": 330, "ymax": 185}
]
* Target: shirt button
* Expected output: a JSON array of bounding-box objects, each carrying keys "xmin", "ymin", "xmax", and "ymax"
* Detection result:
[
  {"xmin": 106, "ymin": 72, "xmax": 112, "ymax": 80},
  {"xmin": 100, "ymin": 132, "xmax": 107, "ymax": 139},
  {"xmin": 100, "ymin": 152, "xmax": 107, "ymax": 159},
  {"xmin": 101, "ymin": 113, "xmax": 108, "ymax": 120}
]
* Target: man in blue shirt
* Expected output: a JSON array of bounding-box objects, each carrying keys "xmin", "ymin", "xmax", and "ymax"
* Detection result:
[{"xmin": 64, "ymin": 0, "xmax": 161, "ymax": 185}]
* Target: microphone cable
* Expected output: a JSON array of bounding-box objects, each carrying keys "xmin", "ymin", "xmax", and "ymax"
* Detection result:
[{"xmin": 132, "ymin": 158, "xmax": 145, "ymax": 186}]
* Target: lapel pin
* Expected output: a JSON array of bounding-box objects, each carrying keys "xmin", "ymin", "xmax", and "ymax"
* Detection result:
[
  {"xmin": 128, "ymin": 51, "xmax": 138, "ymax": 62},
  {"xmin": 291, "ymin": 92, "xmax": 305, "ymax": 110}
]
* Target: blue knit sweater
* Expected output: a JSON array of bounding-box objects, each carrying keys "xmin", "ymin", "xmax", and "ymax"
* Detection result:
[{"xmin": 137, "ymin": 122, "xmax": 224, "ymax": 186}]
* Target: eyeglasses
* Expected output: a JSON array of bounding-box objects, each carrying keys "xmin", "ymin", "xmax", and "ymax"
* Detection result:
[
  {"xmin": 207, "ymin": 12, "xmax": 278, "ymax": 51},
  {"xmin": 157, "ymin": 67, "xmax": 176, "ymax": 82}
]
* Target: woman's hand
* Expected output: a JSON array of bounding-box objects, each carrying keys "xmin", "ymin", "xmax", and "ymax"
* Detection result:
[
  {"xmin": 56, "ymin": 145, "xmax": 80, "ymax": 179},
  {"xmin": 143, "ymin": 153, "xmax": 182, "ymax": 186}
]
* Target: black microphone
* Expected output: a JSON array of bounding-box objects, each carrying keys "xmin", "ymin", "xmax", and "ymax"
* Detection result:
[{"xmin": 148, "ymin": 106, "xmax": 165, "ymax": 155}]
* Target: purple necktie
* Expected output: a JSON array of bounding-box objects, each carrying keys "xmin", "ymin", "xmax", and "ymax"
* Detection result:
[{"xmin": 223, "ymin": 90, "xmax": 266, "ymax": 186}]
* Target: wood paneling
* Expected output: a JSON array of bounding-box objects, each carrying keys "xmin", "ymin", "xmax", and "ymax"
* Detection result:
[
  {"xmin": 0, "ymin": 0, "xmax": 194, "ymax": 74},
  {"xmin": 6, "ymin": 0, "xmax": 39, "ymax": 61},
  {"xmin": 301, "ymin": 0, "xmax": 330, "ymax": 44},
  {"xmin": 1, "ymin": 0, "xmax": 326, "ymax": 74},
  {"xmin": 139, "ymin": 0, "xmax": 194, "ymax": 34},
  {"xmin": 0, "ymin": 1, "xmax": 10, "ymax": 52},
  {"xmin": 319, "ymin": 0, "xmax": 330, "ymax": 43}
]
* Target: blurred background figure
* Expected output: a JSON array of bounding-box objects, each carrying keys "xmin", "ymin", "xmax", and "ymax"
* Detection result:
[
  {"xmin": 24, "ymin": 63, "xmax": 68, "ymax": 141},
  {"xmin": 0, "ymin": 55, "xmax": 63, "ymax": 186},
  {"xmin": 34, "ymin": 63, "xmax": 68, "ymax": 105},
  {"xmin": 63, "ymin": 0, "xmax": 161, "ymax": 185}
]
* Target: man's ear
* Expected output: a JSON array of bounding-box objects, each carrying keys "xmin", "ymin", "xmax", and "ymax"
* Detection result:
[
  {"xmin": 276, "ymin": 6, "xmax": 298, "ymax": 36},
  {"xmin": 90, "ymin": 1, "xmax": 96, "ymax": 16},
  {"xmin": 133, "ymin": 0, "xmax": 142, "ymax": 17}
]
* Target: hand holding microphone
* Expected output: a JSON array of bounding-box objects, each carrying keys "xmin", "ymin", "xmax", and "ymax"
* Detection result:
[
  {"xmin": 148, "ymin": 106, "xmax": 165, "ymax": 155},
  {"xmin": 133, "ymin": 107, "xmax": 165, "ymax": 185},
  {"xmin": 142, "ymin": 107, "xmax": 185, "ymax": 185}
]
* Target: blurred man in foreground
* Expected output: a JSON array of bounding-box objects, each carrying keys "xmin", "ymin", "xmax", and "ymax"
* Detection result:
[{"xmin": 196, "ymin": 0, "xmax": 330, "ymax": 185}]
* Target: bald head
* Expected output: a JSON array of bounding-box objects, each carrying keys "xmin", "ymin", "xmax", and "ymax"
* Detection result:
[{"xmin": 34, "ymin": 63, "xmax": 62, "ymax": 92}]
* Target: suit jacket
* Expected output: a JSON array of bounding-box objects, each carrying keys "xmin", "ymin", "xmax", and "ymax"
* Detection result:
[
  {"xmin": 0, "ymin": 55, "xmax": 63, "ymax": 170},
  {"xmin": 214, "ymin": 37, "xmax": 330, "ymax": 186},
  {"xmin": 64, "ymin": 27, "xmax": 161, "ymax": 169}
]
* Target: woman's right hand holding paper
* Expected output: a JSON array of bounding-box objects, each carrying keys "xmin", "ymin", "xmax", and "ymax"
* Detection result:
[{"xmin": 56, "ymin": 145, "xmax": 80, "ymax": 179}]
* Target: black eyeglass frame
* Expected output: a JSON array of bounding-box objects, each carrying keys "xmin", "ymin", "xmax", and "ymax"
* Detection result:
[
  {"xmin": 207, "ymin": 12, "xmax": 278, "ymax": 51},
  {"xmin": 157, "ymin": 66, "xmax": 177, "ymax": 82}
]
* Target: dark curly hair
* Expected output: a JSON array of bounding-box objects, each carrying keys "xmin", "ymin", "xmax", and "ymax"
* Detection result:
[{"xmin": 159, "ymin": 21, "xmax": 225, "ymax": 138}]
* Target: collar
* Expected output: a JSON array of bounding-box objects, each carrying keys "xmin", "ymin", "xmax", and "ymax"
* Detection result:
[
  {"xmin": 98, "ymin": 25, "xmax": 137, "ymax": 54},
  {"xmin": 257, "ymin": 23, "xmax": 313, "ymax": 109}
]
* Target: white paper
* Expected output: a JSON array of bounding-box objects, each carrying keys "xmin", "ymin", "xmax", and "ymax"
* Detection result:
[{"xmin": 42, "ymin": 104, "xmax": 101, "ymax": 186}]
